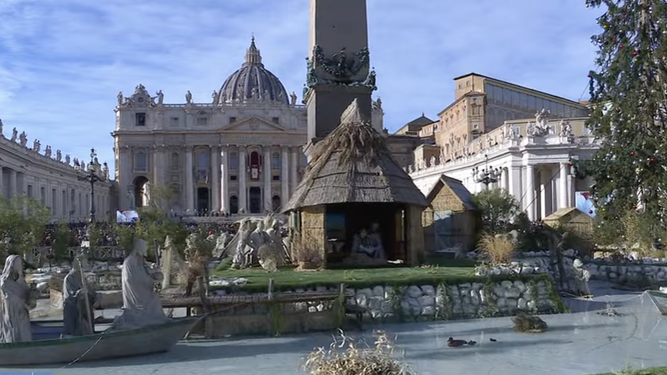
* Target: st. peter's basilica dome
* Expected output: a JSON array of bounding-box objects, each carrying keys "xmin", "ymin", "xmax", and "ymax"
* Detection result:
[{"xmin": 216, "ymin": 38, "xmax": 289, "ymax": 105}]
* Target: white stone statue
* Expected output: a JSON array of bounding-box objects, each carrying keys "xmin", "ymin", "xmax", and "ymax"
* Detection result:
[
  {"xmin": 56, "ymin": 149, "xmax": 62, "ymax": 161},
  {"xmin": 117, "ymin": 91, "xmax": 124, "ymax": 106},
  {"xmin": 102, "ymin": 162, "xmax": 109, "ymax": 178},
  {"xmin": 10, "ymin": 127, "xmax": 17, "ymax": 142},
  {"xmin": 0, "ymin": 119, "xmax": 3, "ymax": 136},
  {"xmin": 0, "ymin": 255, "xmax": 35, "ymax": 343},
  {"xmin": 32, "ymin": 139, "xmax": 40, "ymax": 153},
  {"xmin": 161, "ymin": 235, "xmax": 186, "ymax": 289},
  {"xmin": 258, "ymin": 219, "xmax": 288, "ymax": 270},
  {"xmin": 185, "ymin": 90, "xmax": 193, "ymax": 104},
  {"xmin": 531, "ymin": 109, "xmax": 550, "ymax": 136},
  {"xmin": 63, "ymin": 257, "xmax": 97, "ymax": 336},
  {"xmin": 156, "ymin": 90, "xmax": 164, "ymax": 105},
  {"xmin": 290, "ymin": 91, "xmax": 297, "ymax": 106},
  {"xmin": 429, "ymin": 156, "xmax": 436, "ymax": 167},
  {"xmin": 212, "ymin": 90, "xmax": 218, "ymax": 103},
  {"xmin": 65, "ymin": 154, "xmax": 70, "ymax": 164},
  {"xmin": 572, "ymin": 258, "xmax": 591, "ymax": 296},
  {"xmin": 127, "ymin": 191, "xmax": 135, "ymax": 210},
  {"xmin": 111, "ymin": 239, "xmax": 167, "ymax": 330},
  {"xmin": 44, "ymin": 145, "xmax": 52, "ymax": 158},
  {"xmin": 231, "ymin": 219, "xmax": 253, "ymax": 269},
  {"xmin": 559, "ymin": 120, "xmax": 572, "ymax": 137},
  {"xmin": 212, "ymin": 233, "xmax": 229, "ymax": 259},
  {"xmin": 248, "ymin": 221, "xmax": 268, "ymax": 256},
  {"xmin": 19, "ymin": 132, "xmax": 27, "ymax": 147}
]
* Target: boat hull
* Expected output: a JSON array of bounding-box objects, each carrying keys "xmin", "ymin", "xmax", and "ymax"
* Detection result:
[
  {"xmin": 646, "ymin": 291, "xmax": 667, "ymax": 315},
  {"xmin": 0, "ymin": 317, "xmax": 200, "ymax": 366}
]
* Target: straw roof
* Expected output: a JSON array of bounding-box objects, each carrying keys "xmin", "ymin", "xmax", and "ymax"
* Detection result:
[{"xmin": 283, "ymin": 99, "xmax": 429, "ymax": 212}]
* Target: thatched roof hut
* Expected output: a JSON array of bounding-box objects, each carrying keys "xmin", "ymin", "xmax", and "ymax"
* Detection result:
[{"xmin": 283, "ymin": 99, "xmax": 428, "ymax": 267}]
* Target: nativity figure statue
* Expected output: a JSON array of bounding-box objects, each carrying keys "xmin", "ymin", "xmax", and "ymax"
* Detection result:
[
  {"xmin": 62, "ymin": 256, "xmax": 98, "ymax": 336},
  {"xmin": 111, "ymin": 238, "xmax": 168, "ymax": 330},
  {"xmin": 0, "ymin": 255, "xmax": 36, "ymax": 343}
]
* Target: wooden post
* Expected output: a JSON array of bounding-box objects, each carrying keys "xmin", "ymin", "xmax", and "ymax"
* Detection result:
[{"xmin": 268, "ymin": 278, "xmax": 275, "ymax": 301}]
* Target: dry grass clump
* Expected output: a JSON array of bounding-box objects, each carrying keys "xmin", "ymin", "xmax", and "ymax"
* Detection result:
[
  {"xmin": 291, "ymin": 232, "xmax": 323, "ymax": 270},
  {"xmin": 478, "ymin": 233, "xmax": 514, "ymax": 265},
  {"xmin": 302, "ymin": 330, "xmax": 416, "ymax": 375},
  {"xmin": 512, "ymin": 311, "xmax": 548, "ymax": 333}
]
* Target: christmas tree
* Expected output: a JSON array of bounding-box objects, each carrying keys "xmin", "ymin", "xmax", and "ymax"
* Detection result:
[{"xmin": 585, "ymin": 0, "xmax": 667, "ymax": 238}]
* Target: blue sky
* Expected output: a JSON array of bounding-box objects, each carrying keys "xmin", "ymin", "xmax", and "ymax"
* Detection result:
[{"xmin": 0, "ymin": 0, "xmax": 601, "ymax": 172}]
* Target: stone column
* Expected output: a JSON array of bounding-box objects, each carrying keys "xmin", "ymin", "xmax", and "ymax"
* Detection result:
[
  {"xmin": 239, "ymin": 147, "xmax": 247, "ymax": 212},
  {"xmin": 559, "ymin": 162, "xmax": 569, "ymax": 210},
  {"xmin": 220, "ymin": 146, "xmax": 229, "ymax": 213},
  {"xmin": 508, "ymin": 165, "xmax": 522, "ymax": 198},
  {"xmin": 8, "ymin": 169, "xmax": 16, "ymax": 198},
  {"xmin": 119, "ymin": 146, "xmax": 132, "ymax": 209},
  {"xmin": 281, "ymin": 146, "xmax": 290, "ymax": 205},
  {"xmin": 290, "ymin": 147, "xmax": 298, "ymax": 194},
  {"xmin": 263, "ymin": 147, "xmax": 272, "ymax": 211},
  {"xmin": 211, "ymin": 146, "xmax": 220, "ymax": 211},
  {"xmin": 525, "ymin": 164, "xmax": 535, "ymax": 221},
  {"xmin": 0, "ymin": 167, "xmax": 4, "ymax": 200},
  {"xmin": 185, "ymin": 147, "xmax": 195, "ymax": 211},
  {"xmin": 539, "ymin": 167, "xmax": 552, "ymax": 219},
  {"xmin": 156, "ymin": 145, "xmax": 167, "ymax": 186},
  {"xmin": 567, "ymin": 173, "xmax": 575, "ymax": 208}
]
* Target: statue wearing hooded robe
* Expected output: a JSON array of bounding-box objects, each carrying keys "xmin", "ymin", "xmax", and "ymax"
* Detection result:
[
  {"xmin": 111, "ymin": 239, "xmax": 167, "ymax": 330},
  {"xmin": 231, "ymin": 219, "xmax": 254, "ymax": 269},
  {"xmin": 63, "ymin": 257, "xmax": 98, "ymax": 336},
  {"xmin": 0, "ymin": 255, "xmax": 36, "ymax": 343}
]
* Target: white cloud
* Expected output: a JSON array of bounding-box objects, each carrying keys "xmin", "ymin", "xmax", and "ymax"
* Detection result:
[{"xmin": 0, "ymin": 0, "xmax": 600, "ymax": 172}]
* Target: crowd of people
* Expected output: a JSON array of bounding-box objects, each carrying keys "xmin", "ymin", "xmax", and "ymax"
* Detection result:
[{"xmin": 36, "ymin": 221, "xmax": 248, "ymax": 248}]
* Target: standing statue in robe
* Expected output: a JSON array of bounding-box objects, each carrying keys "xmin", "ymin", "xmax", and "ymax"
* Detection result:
[
  {"xmin": 231, "ymin": 219, "xmax": 253, "ymax": 269},
  {"xmin": 111, "ymin": 239, "xmax": 167, "ymax": 330},
  {"xmin": 62, "ymin": 258, "xmax": 98, "ymax": 336},
  {"xmin": 0, "ymin": 255, "xmax": 36, "ymax": 343}
]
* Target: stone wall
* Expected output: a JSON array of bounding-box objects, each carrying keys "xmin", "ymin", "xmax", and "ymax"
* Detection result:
[
  {"xmin": 477, "ymin": 253, "xmax": 667, "ymax": 289},
  {"xmin": 212, "ymin": 277, "xmax": 564, "ymax": 321}
]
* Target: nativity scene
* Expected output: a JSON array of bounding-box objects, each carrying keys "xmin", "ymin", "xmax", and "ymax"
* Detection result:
[{"xmin": 282, "ymin": 99, "xmax": 428, "ymax": 268}]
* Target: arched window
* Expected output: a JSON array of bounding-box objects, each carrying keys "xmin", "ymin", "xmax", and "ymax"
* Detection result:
[
  {"xmin": 197, "ymin": 149, "xmax": 209, "ymax": 169},
  {"xmin": 272, "ymin": 195, "xmax": 281, "ymax": 212},
  {"xmin": 134, "ymin": 152, "xmax": 148, "ymax": 172},
  {"xmin": 250, "ymin": 151, "xmax": 260, "ymax": 166},
  {"xmin": 170, "ymin": 152, "xmax": 179, "ymax": 169},
  {"xmin": 229, "ymin": 196, "xmax": 239, "ymax": 214},
  {"xmin": 229, "ymin": 152, "xmax": 238, "ymax": 170},
  {"xmin": 272, "ymin": 153, "xmax": 280, "ymax": 168}
]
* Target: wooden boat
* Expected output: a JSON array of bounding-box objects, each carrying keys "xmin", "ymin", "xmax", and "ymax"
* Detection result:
[
  {"xmin": 0, "ymin": 317, "xmax": 201, "ymax": 366},
  {"xmin": 646, "ymin": 290, "xmax": 667, "ymax": 315}
]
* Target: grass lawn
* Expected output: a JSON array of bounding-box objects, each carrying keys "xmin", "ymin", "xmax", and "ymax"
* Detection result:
[{"xmin": 211, "ymin": 258, "xmax": 499, "ymax": 292}]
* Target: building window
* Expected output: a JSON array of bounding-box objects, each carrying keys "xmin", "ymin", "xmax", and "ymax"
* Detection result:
[
  {"xmin": 51, "ymin": 188, "xmax": 57, "ymax": 215},
  {"xmin": 27, "ymin": 185, "xmax": 33, "ymax": 198},
  {"xmin": 229, "ymin": 153, "xmax": 238, "ymax": 170},
  {"xmin": 134, "ymin": 152, "xmax": 148, "ymax": 172},
  {"xmin": 40, "ymin": 187, "xmax": 46, "ymax": 205},
  {"xmin": 170, "ymin": 152, "xmax": 179, "ymax": 169},
  {"xmin": 230, "ymin": 175, "xmax": 237, "ymax": 181},
  {"xmin": 135, "ymin": 113, "xmax": 146, "ymax": 126},
  {"xmin": 196, "ymin": 116, "xmax": 208, "ymax": 126},
  {"xmin": 196, "ymin": 150, "xmax": 209, "ymax": 169},
  {"xmin": 170, "ymin": 117, "xmax": 179, "ymax": 126},
  {"xmin": 62, "ymin": 190, "xmax": 67, "ymax": 216},
  {"xmin": 271, "ymin": 152, "xmax": 280, "ymax": 168},
  {"xmin": 229, "ymin": 117, "xmax": 237, "ymax": 124},
  {"xmin": 272, "ymin": 175, "xmax": 280, "ymax": 181},
  {"xmin": 272, "ymin": 117, "xmax": 280, "ymax": 124}
]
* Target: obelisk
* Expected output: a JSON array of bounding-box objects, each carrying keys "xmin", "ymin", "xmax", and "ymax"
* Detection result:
[{"xmin": 303, "ymin": 0, "xmax": 376, "ymax": 158}]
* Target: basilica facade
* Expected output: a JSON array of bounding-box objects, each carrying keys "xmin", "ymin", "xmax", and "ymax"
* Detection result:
[{"xmin": 112, "ymin": 38, "xmax": 384, "ymax": 215}]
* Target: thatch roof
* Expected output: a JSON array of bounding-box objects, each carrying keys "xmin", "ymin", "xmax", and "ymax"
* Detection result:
[
  {"xmin": 283, "ymin": 99, "xmax": 429, "ymax": 212},
  {"xmin": 425, "ymin": 175, "xmax": 477, "ymax": 211}
]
